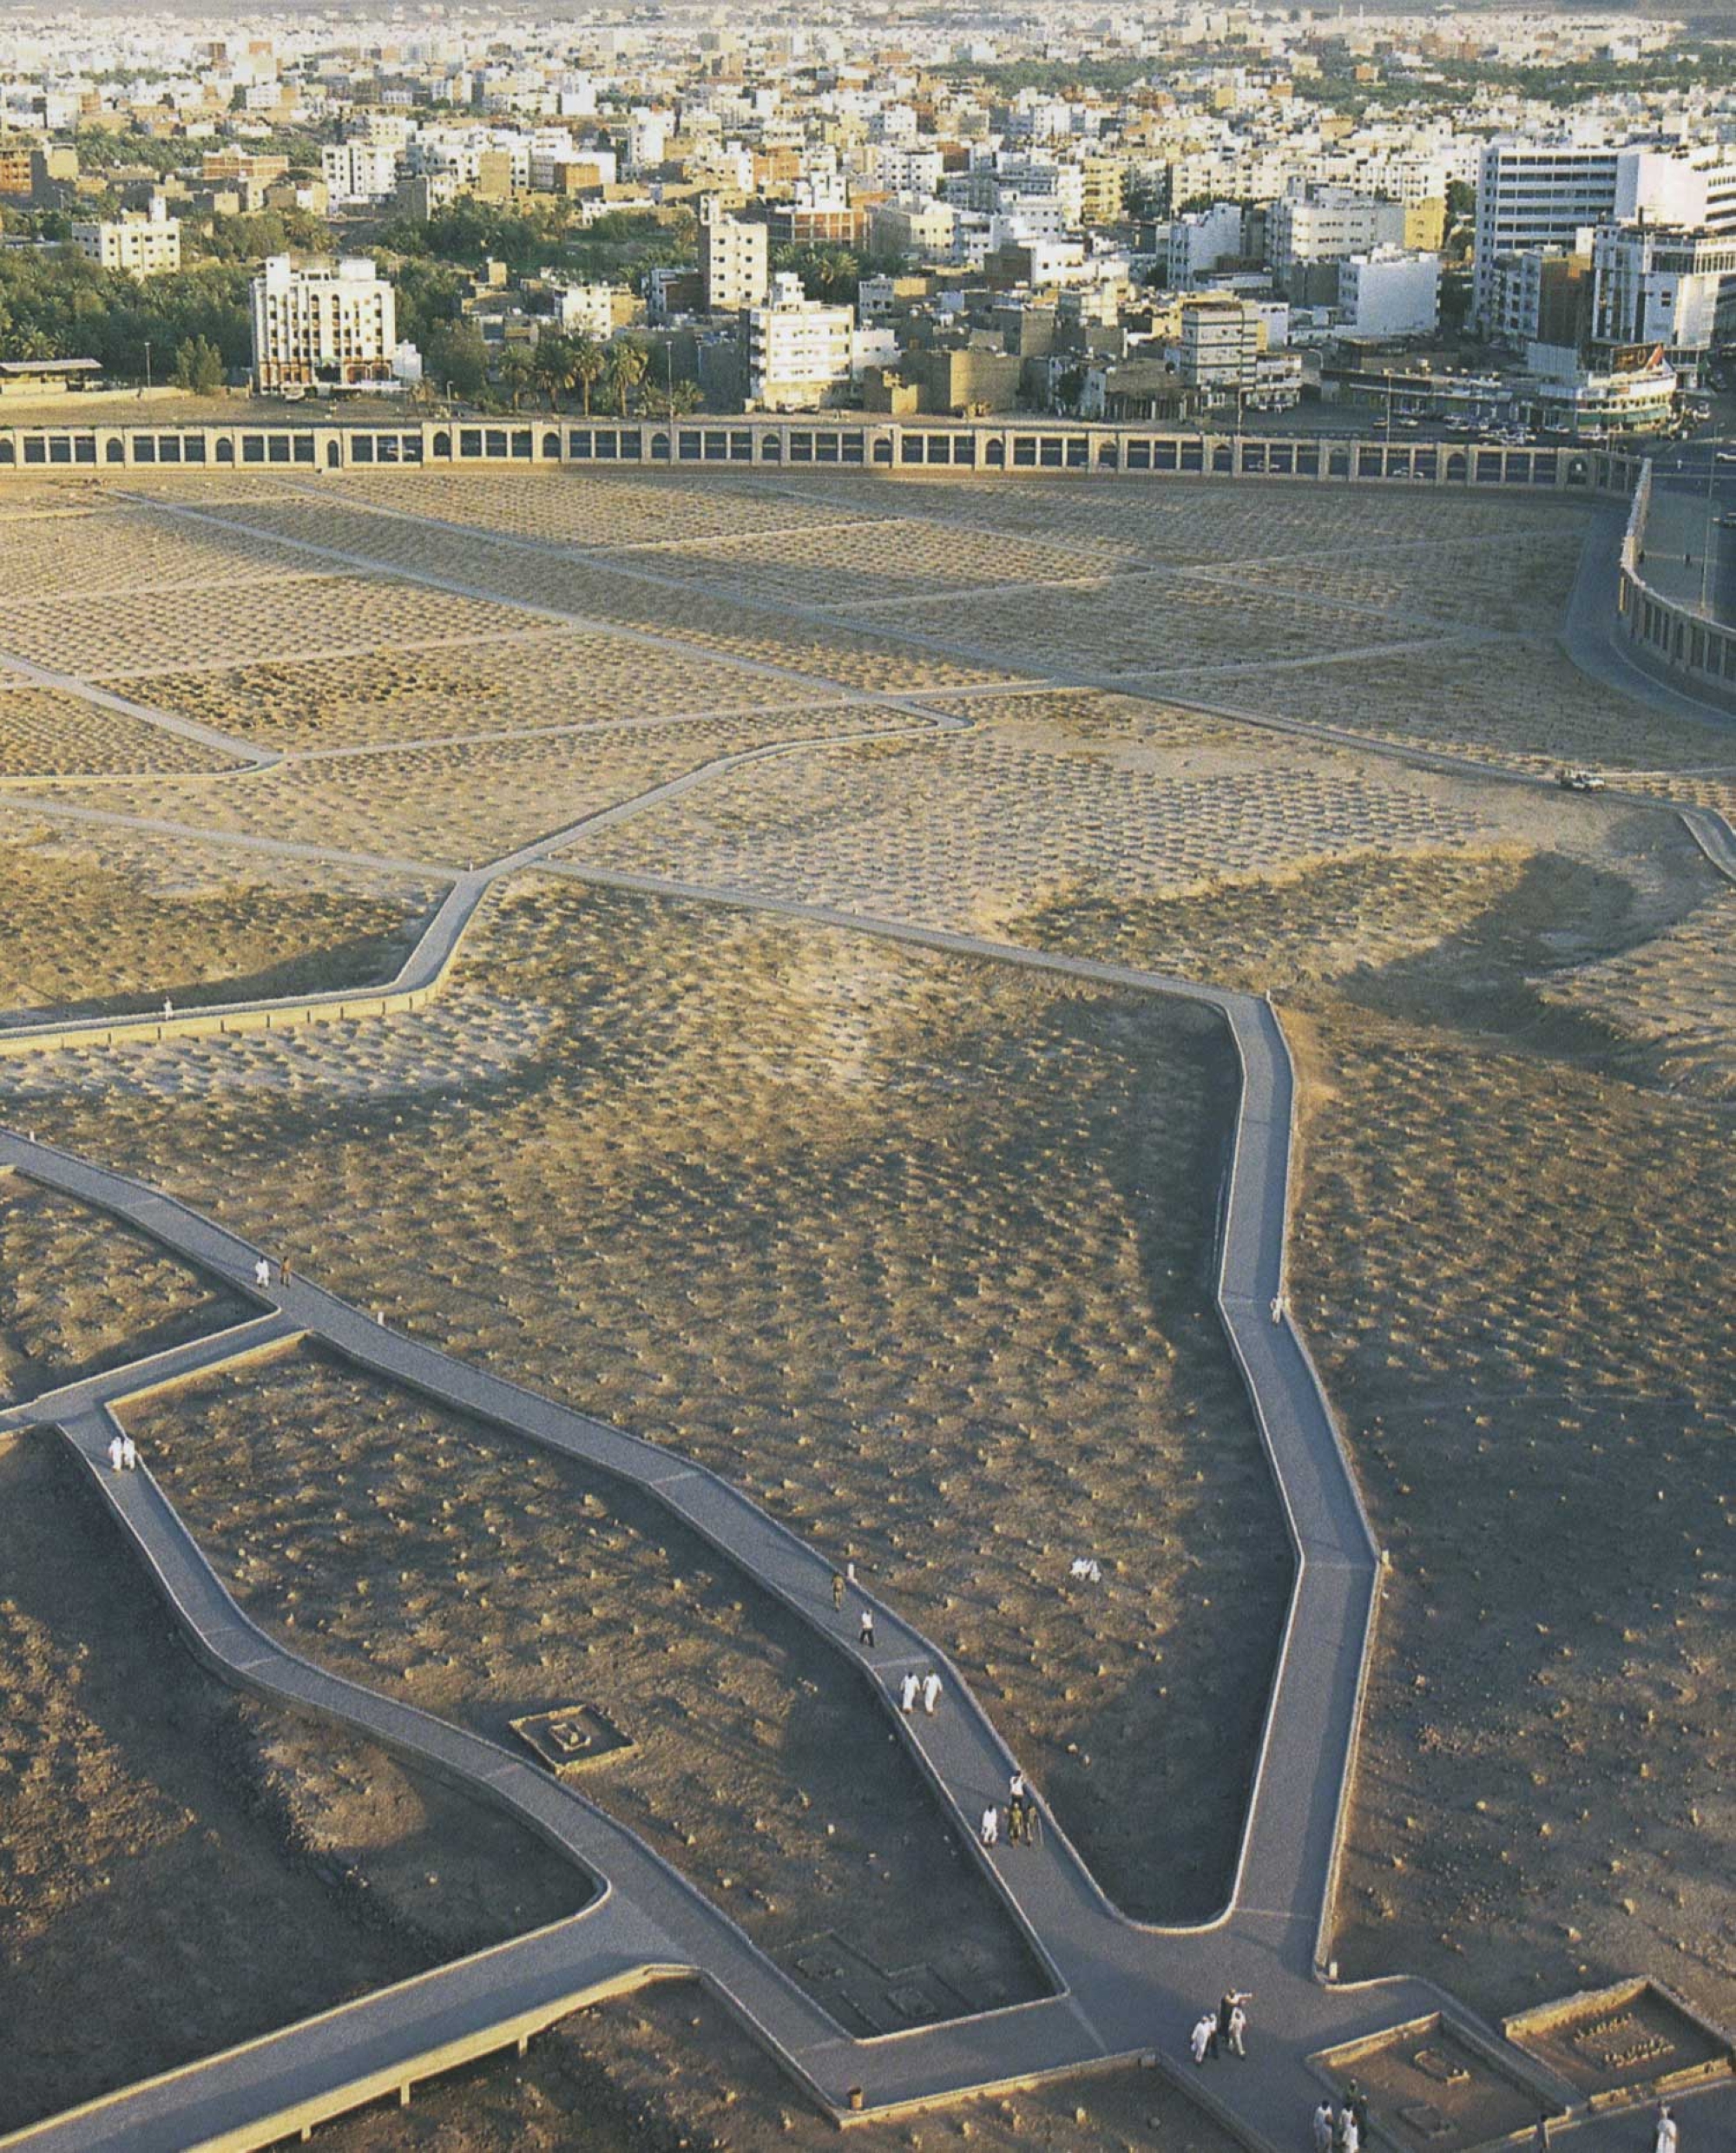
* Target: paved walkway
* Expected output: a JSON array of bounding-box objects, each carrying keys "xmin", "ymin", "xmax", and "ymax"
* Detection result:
[{"xmin": 1, "ymin": 489, "xmax": 1730, "ymax": 2150}]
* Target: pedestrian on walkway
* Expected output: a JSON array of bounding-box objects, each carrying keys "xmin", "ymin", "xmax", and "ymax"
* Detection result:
[
  {"xmin": 832, "ymin": 1571, "xmax": 845, "ymax": 1612},
  {"xmin": 108, "ymin": 1432, "xmax": 125, "ymax": 1473},
  {"xmin": 1346, "ymin": 2080, "xmax": 1370, "ymax": 2145},
  {"xmin": 121, "ymin": 1434, "xmax": 138, "ymax": 1471},
  {"xmin": 1654, "ymin": 2106, "xmax": 1677, "ymax": 2153},
  {"xmin": 980, "ymin": 1804, "xmax": 999, "ymax": 1847},
  {"xmin": 1314, "ymin": 2099, "xmax": 1337, "ymax": 2153},
  {"xmin": 1337, "ymin": 2107, "xmax": 1360, "ymax": 2153},
  {"xmin": 253, "ymin": 1256, "xmax": 272, "ymax": 1290},
  {"xmin": 1227, "ymin": 2002, "xmax": 1248, "ymax": 2059},
  {"xmin": 922, "ymin": 1669, "xmax": 941, "ymax": 1714},
  {"xmin": 1190, "ymin": 2011, "xmax": 1217, "ymax": 2065},
  {"xmin": 1007, "ymin": 1790, "xmax": 1027, "ymax": 1844},
  {"xmin": 1218, "ymin": 1990, "xmax": 1251, "ymax": 2048},
  {"xmin": 1009, "ymin": 1768, "xmax": 1026, "ymax": 1802},
  {"xmin": 858, "ymin": 1607, "xmax": 875, "ymax": 1651},
  {"xmin": 900, "ymin": 1671, "xmax": 919, "ymax": 1715}
]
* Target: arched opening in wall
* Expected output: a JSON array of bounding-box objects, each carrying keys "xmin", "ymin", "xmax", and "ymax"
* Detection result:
[
  {"xmin": 1567, "ymin": 459, "xmax": 1588, "ymax": 486},
  {"xmin": 105, "ymin": 439, "xmax": 125, "ymax": 463},
  {"xmin": 215, "ymin": 439, "xmax": 234, "ymax": 464},
  {"xmin": 985, "ymin": 438, "xmax": 1005, "ymax": 466},
  {"xmin": 326, "ymin": 442, "xmax": 341, "ymax": 469},
  {"xmin": 433, "ymin": 430, "xmax": 452, "ymax": 458},
  {"xmin": 1446, "ymin": 451, "xmax": 1467, "ymax": 483},
  {"xmin": 543, "ymin": 431, "xmax": 560, "ymax": 459}
]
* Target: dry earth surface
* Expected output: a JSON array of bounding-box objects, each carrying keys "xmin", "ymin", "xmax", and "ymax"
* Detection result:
[
  {"xmin": 10, "ymin": 878, "xmax": 1290, "ymax": 1928},
  {"xmin": 0, "ymin": 1431, "xmax": 588, "ymax": 2136},
  {"xmin": 121, "ymin": 1342, "xmax": 1045, "ymax": 2026},
  {"xmin": 0, "ymin": 821, "xmax": 439, "ymax": 1026},
  {"xmin": 0, "ymin": 1175, "xmax": 248, "ymax": 1402},
  {"xmin": 2, "ymin": 463, "xmax": 1732, "ymax": 2143}
]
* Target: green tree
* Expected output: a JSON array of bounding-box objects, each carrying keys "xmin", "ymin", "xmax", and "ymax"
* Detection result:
[
  {"xmin": 424, "ymin": 319, "xmax": 489, "ymax": 400},
  {"xmin": 532, "ymin": 331, "xmax": 574, "ymax": 410},
  {"xmin": 497, "ymin": 344, "xmax": 535, "ymax": 410},
  {"xmin": 603, "ymin": 337, "xmax": 648, "ymax": 418},
  {"xmin": 567, "ymin": 332, "xmax": 606, "ymax": 415},
  {"xmin": 172, "ymin": 333, "xmax": 225, "ymax": 394}
]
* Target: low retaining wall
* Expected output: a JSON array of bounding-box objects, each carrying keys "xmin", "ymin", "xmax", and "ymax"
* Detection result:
[
  {"xmin": 0, "ymin": 411, "xmax": 1641, "ymax": 495},
  {"xmin": 1614, "ymin": 458, "xmax": 1736, "ymax": 711}
]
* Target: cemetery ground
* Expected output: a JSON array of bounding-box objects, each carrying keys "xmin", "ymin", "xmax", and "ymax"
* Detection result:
[{"xmin": 0, "ymin": 463, "xmax": 1730, "ymax": 2147}]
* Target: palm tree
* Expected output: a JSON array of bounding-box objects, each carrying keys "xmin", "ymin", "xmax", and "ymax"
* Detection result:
[
  {"xmin": 496, "ymin": 346, "xmax": 534, "ymax": 412},
  {"xmin": 666, "ymin": 377, "xmax": 704, "ymax": 418},
  {"xmin": 532, "ymin": 333, "xmax": 573, "ymax": 411},
  {"xmin": 567, "ymin": 334, "xmax": 606, "ymax": 417},
  {"xmin": 604, "ymin": 339, "xmax": 648, "ymax": 419}
]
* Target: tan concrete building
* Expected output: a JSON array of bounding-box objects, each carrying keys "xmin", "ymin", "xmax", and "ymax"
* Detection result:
[
  {"xmin": 71, "ymin": 201, "xmax": 181, "ymax": 277},
  {"xmin": 250, "ymin": 254, "xmax": 397, "ymax": 392}
]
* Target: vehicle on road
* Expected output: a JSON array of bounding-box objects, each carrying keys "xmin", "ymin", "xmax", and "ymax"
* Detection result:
[{"xmin": 1556, "ymin": 767, "xmax": 1607, "ymax": 792}]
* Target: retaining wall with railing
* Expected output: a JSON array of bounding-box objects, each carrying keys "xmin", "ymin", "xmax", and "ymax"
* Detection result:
[
  {"xmin": 0, "ymin": 411, "xmax": 1644, "ymax": 494},
  {"xmin": 1614, "ymin": 458, "xmax": 1736, "ymax": 711}
]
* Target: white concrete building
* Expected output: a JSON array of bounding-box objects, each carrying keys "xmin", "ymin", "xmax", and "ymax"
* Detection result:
[
  {"xmin": 1473, "ymin": 140, "xmax": 1736, "ymax": 330},
  {"xmin": 549, "ymin": 280, "xmax": 618, "ymax": 339},
  {"xmin": 71, "ymin": 200, "xmax": 181, "ymax": 276},
  {"xmin": 321, "ymin": 141, "xmax": 400, "ymax": 204},
  {"xmin": 700, "ymin": 211, "xmax": 769, "ymax": 313},
  {"xmin": 746, "ymin": 270, "xmax": 852, "ymax": 410},
  {"xmin": 1167, "ymin": 202, "xmax": 1246, "ymax": 289},
  {"xmin": 1589, "ymin": 222, "xmax": 1736, "ymax": 381},
  {"xmin": 249, "ymin": 254, "xmax": 397, "ymax": 392},
  {"xmin": 1268, "ymin": 185, "xmax": 1408, "ymax": 286},
  {"xmin": 1338, "ymin": 247, "xmax": 1440, "ymax": 337}
]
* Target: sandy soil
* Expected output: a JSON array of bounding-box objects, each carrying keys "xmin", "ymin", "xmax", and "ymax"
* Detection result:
[
  {"xmin": 136, "ymin": 633, "xmax": 825, "ymax": 753},
  {"xmin": 0, "ymin": 1431, "xmax": 589, "ymax": 2135},
  {"xmin": 560, "ymin": 708, "xmax": 1517, "ymax": 936},
  {"xmin": 30, "ymin": 706, "xmax": 930, "ymax": 868},
  {"xmin": 1163, "ymin": 637, "xmax": 1734, "ymax": 776},
  {"xmin": 0, "ymin": 686, "xmax": 241, "ymax": 778},
  {"xmin": 123, "ymin": 1342, "xmax": 1044, "ymax": 2026},
  {"xmin": 1266, "ymin": 845, "xmax": 1735, "ymax": 2031},
  {"xmin": 4, "ymin": 879, "xmax": 1291, "ymax": 1926},
  {"xmin": 316, "ymin": 1977, "xmax": 1244, "ymax": 2153},
  {"xmin": 0, "ymin": 827, "xmax": 439, "ymax": 1025},
  {"xmin": 0, "ymin": 1175, "xmax": 248, "ymax": 1402}
]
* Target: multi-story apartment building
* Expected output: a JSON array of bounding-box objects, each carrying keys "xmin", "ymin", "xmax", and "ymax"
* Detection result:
[
  {"xmin": 1267, "ymin": 184, "xmax": 1408, "ymax": 289},
  {"xmin": 1338, "ymin": 247, "xmax": 1439, "ymax": 337},
  {"xmin": 1486, "ymin": 246, "xmax": 1591, "ymax": 350},
  {"xmin": 1177, "ymin": 293, "xmax": 1261, "ymax": 395},
  {"xmin": 71, "ymin": 201, "xmax": 181, "ymax": 276},
  {"xmin": 700, "ymin": 209, "xmax": 769, "ymax": 313},
  {"xmin": 746, "ymin": 270, "xmax": 852, "ymax": 409},
  {"xmin": 1168, "ymin": 201, "xmax": 1246, "ymax": 288},
  {"xmin": 249, "ymin": 254, "xmax": 397, "ymax": 392},
  {"xmin": 1473, "ymin": 139, "xmax": 1736, "ymax": 329},
  {"xmin": 321, "ymin": 140, "xmax": 400, "ymax": 203},
  {"xmin": 1589, "ymin": 222, "xmax": 1736, "ymax": 381}
]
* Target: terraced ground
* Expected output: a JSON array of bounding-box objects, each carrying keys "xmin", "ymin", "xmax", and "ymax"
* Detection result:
[{"xmin": 1, "ymin": 462, "xmax": 1731, "ymax": 2148}]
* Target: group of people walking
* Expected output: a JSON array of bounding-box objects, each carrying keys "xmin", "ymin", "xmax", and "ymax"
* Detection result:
[
  {"xmin": 106, "ymin": 1432, "xmax": 139, "ymax": 1472},
  {"xmin": 1313, "ymin": 2083, "xmax": 1368, "ymax": 2153},
  {"xmin": 981, "ymin": 1769, "xmax": 1042, "ymax": 1849},
  {"xmin": 1192, "ymin": 1989, "xmax": 1253, "ymax": 2064}
]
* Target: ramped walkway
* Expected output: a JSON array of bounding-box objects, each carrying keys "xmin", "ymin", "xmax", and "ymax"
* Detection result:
[{"xmin": 1, "ymin": 502, "xmax": 1732, "ymax": 2150}]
